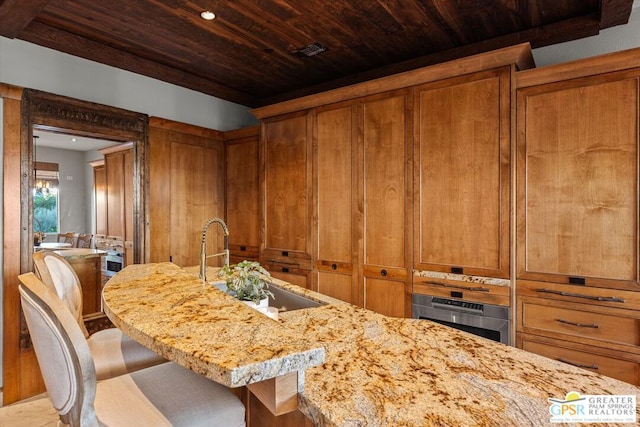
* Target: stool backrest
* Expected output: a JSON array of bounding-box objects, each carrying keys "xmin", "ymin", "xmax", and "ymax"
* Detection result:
[
  {"xmin": 76, "ymin": 234, "xmax": 93, "ymax": 248},
  {"xmin": 18, "ymin": 272, "xmax": 98, "ymax": 426},
  {"xmin": 33, "ymin": 251, "xmax": 90, "ymax": 338},
  {"xmin": 58, "ymin": 232, "xmax": 78, "ymax": 245}
]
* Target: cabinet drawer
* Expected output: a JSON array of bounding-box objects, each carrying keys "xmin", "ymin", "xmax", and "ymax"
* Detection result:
[
  {"xmin": 521, "ymin": 299, "xmax": 640, "ymax": 347},
  {"xmin": 521, "ymin": 336, "xmax": 640, "ymax": 385}
]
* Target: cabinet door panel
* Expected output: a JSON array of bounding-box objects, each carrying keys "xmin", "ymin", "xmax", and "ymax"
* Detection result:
[
  {"xmin": 68, "ymin": 257, "xmax": 101, "ymax": 315},
  {"xmin": 365, "ymin": 278, "xmax": 406, "ymax": 317},
  {"xmin": 521, "ymin": 337, "xmax": 640, "ymax": 385},
  {"xmin": 105, "ymin": 152, "xmax": 125, "ymax": 238},
  {"xmin": 317, "ymin": 271, "xmax": 353, "ymax": 303},
  {"xmin": 518, "ymin": 77, "xmax": 638, "ymax": 285},
  {"xmin": 263, "ymin": 114, "xmax": 311, "ymax": 265},
  {"xmin": 363, "ymin": 95, "xmax": 407, "ymax": 269},
  {"xmin": 415, "ymin": 70, "xmax": 509, "ymax": 277},
  {"xmin": 94, "ymin": 165, "xmax": 107, "ymax": 236},
  {"xmin": 267, "ymin": 264, "xmax": 311, "ymax": 289},
  {"xmin": 227, "ymin": 136, "xmax": 259, "ymax": 250},
  {"xmin": 123, "ymin": 149, "xmax": 134, "ymax": 242},
  {"xmin": 521, "ymin": 299, "xmax": 640, "ymax": 347},
  {"xmin": 316, "ymin": 106, "xmax": 353, "ymax": 264},
  {"xmin": 170, "ymin": 142, "xmax": 223, "ymax": 267}
]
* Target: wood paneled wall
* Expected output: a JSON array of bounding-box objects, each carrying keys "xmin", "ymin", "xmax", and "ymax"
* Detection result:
[{"xmin": 148, "ymin": 117, "xmax": 225, "ymax": 267}]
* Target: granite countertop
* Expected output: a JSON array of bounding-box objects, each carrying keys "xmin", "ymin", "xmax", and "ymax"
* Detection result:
[
  {"xmin": 102, "ymin": 262, "xmax": 325, "ymax": 388},
  {"xmin": 106, "ymin": 263, "xmax": 639, "ymax": 426},
  {"xmin": 52, "ymin": 248, "xmax": 107, "ymax": 259}
]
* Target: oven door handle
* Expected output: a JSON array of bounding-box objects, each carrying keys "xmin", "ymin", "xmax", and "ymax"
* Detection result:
[{"xmin": 424, "ymin": 281, "xmax": 490, "ymax": 293}]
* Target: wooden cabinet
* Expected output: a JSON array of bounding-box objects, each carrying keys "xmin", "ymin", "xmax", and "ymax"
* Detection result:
[
  {"xmin": 413, "ymin": 278, "xmax": 510, "ymax": 307},
  {"xmin": 92, "ymin": 162, "xmax": 107, "ymax": 236},
  {"xmin": 97, "ymin": 144, "xmax": 134, "ymax": 247},
  {"xmin": 251, "ymin": 44, "xmax": 534, "ymax": 318},
  {"xmin": 263, "ymin": 261, "xmax": 312, "ymax": 289},
  {"xmin": 149, "ymin": 118, "xmax": 225, "ymax": 267},
  {"xmin": 361, "ymin": 92, "xmax": 411, "ymax": 317},
  {"xmin": 104, "ymin": 149, "xmax": 128, "ymax": 238},
  {"xmin": 313, "ymin": 102, "xmax": 359, "ymax": 304},
  {"xmin": 66, "ymin": 255, "xmax": 103, "ymax": 315},
  {"xmin": 260, "ymin": 112, "xmax": 313, "ymax": 271},
  {"xmin": 516, "ymin": 71, "xmax": 639, "ymax": 290},
  {"xmin": 516, "ymin": 280, "xmax": 640, "ymax": 384},
  {"xmin": 515, "ymin": 55, "xmax": 640, "ymax": 385},
  {"xmin": 520, "ymin": 336, "xmax": 640, "ymax": 386},
  {"xmin": 413, "ymin": 68, "xmax": 510, "ymax": 278},
  {"xmin": 311, "ymin": 92, "xmax": 412, "ymax": 315},
  {"xmin": 225, "ymin": 126, "xmax": 260, "ymax": 263},
  {"xmin": 93, "ymin": 145, "xmax": 134, "ymax": 264}
]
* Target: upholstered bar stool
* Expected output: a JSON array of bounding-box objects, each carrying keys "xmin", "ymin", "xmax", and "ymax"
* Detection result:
[
  {"xmin": 32, "ymin": 251, "xmax": 166, "ymax": 380},
  {"xmin": 19, "ymin": 273, "xmax": 246, "ymax": 427}
]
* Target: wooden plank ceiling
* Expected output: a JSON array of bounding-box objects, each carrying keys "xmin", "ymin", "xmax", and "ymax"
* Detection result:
[{"xmin": 0, "ymin": 0, "xmax": 635, "ymax": 107}]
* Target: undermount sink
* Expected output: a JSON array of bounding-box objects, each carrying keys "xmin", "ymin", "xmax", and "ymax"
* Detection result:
[
  {"xmin": 266, "ymin": 283, "xmax": 326, "ymax": 312},
  {"xmin": 210, "ymin": 281, "xmax": 326, "ymax": 312}
]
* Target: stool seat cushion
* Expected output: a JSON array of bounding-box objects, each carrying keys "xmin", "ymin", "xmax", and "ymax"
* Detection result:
[
  {"xmin": 87, "ymin": 328, "xmax": 167, "ymax": 381},
  {"xmin": 95, "ymin": 362, "xmax": 245, "ymax": 427}
]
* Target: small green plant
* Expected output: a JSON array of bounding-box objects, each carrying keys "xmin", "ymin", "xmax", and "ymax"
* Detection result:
[{"xmin": 217, "ymin": 260, "xmax": 274, "ymax": 304}]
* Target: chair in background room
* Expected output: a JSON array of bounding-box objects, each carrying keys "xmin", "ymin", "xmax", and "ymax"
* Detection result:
[
  {"xmin": 18, "ymin": 272, "xmax": 246, "ymax": 427},
  {"xmin": 76, "ymin": 233, "xmax": 92, "ymax": 248},
  {"xmin": 32, "ymin": 251, "xmax": 167, "ymax": 380},
  {"xmin": 57, "ymin": 232, "xmax": 78, "ymax": 246}
]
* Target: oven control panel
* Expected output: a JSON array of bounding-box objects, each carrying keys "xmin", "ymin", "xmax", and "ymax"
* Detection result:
[{"xmin": 432, "ymin": 297, "xmax": 483, "ymax": 314}]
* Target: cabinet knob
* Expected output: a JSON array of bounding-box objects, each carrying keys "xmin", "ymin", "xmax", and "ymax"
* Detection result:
[
  {"xmin": 380, "ymin": 269, "xmax": 388, "ymax": 277},
  {"xmin": 331, "ymin": 263, "xmax": 337, "ymax": 270}
]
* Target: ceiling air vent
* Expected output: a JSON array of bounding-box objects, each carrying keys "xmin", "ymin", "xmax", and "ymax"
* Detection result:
[{"xmin": 290, "ymin": 42, "xmax": 328, "ymax": 58}]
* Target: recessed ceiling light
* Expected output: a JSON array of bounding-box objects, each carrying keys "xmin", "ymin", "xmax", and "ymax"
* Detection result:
[
  {"xmin": 200, "ymin": 10, "xmax": 216, "ymax": 20},
  {"xmin": 71, "ymin": 138, "xmax": 77, "ymax": 142}
]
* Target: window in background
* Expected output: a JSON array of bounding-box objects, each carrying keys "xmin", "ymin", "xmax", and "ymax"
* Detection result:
[{"xmin": 34, "ymin": 161, "xmax": 60, "ymax": 233}]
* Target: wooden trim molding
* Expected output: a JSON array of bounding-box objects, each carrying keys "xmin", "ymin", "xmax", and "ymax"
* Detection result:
[
  {"xmin": 0, "ymin": 83, "xmax": 24, "ymax": 100},
  {"xmin": 516, "ymin": 46, "xmax": 640, "ymax": 88},
  {"xmin": 149, "ymin": 116, "xmax": 224, "ymax": 139},
  {"xmin": 99, "ymin": 141, "xmax": 135, "ymax": 155},
  {"xmin": 2, "ymin": 87, "xmax": 26, "ymax": 404},
  {"xmin": 21, "ymin": 89, "xmax": 149, "ymax": 270},
  {"xmin": 252, "ymin": 43, "xmax": 535, "ymax": 119}
]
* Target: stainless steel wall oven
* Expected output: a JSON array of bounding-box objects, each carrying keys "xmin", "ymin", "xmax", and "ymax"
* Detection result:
[
  {"xmin": 412, "ymin": 294, "xmax": 510, "ymax": 345},
  {"xmin": 96, "ymin": 235, "xmax": 125, "ymax": 278},
  {"xmin": 105, "ymin": 251, "xmax": 124, "ymax": 277}
]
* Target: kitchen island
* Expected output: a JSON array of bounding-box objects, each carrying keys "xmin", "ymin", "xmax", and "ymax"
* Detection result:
[
  {"xmin": 53, "ymin": 248, "xmax": 106, "ymax": 318},
  {"xmin": 104, "ymin": 263, "xmax": 639, "ymax": 426}
]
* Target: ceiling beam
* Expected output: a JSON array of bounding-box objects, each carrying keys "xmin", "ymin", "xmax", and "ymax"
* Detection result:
[
  {"xmin": 0, "ymin": 0, "xmax": 50, "ymax": 38},
  {"xmin": 17, "ymin": 20, "xmax": 259, "ymax": 107},
  {"xmin": 599, "ymin": 0, "xmax": 635, "ymax": 28}
]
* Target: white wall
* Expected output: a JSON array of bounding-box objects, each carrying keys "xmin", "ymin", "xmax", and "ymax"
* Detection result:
[
  {"xmin": 1, "ymin": 3, "xmax": 640, "ymax": 390},
  {"xmin": 533, "ymin": 1, "xmax": 640, "ymax": 66},
  {"xmin": 0, "ymin": 38, "xmax": 258, "ymax": 131}
]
